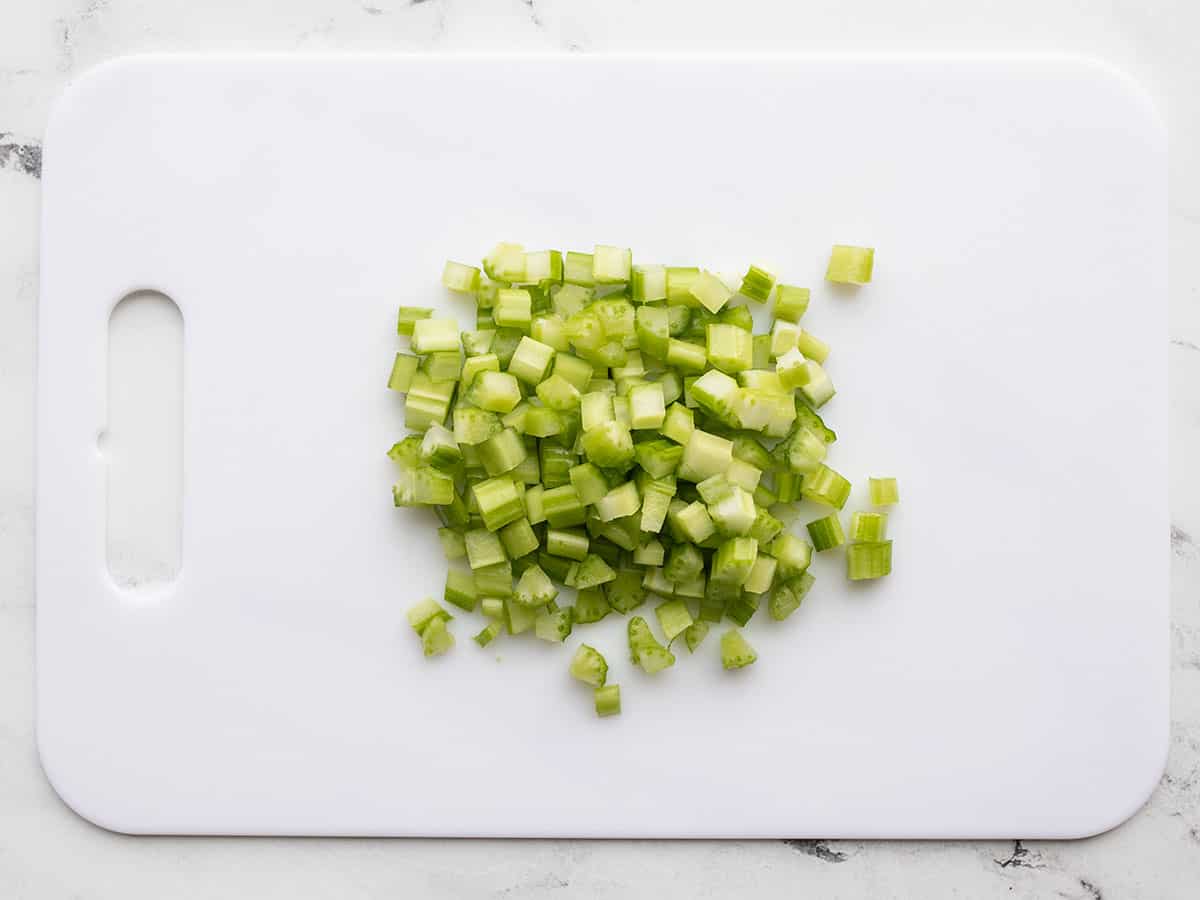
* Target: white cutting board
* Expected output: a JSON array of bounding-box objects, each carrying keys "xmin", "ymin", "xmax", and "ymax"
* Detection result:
[{"xmin": 37, "ymin": 54, "xmax": 1167, "ymax": 837}]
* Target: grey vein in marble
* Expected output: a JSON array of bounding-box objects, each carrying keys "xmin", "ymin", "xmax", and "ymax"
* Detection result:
[
  {"xmin": 993, "ymin": 840, "xmax": 1044, "ymax": 869},
  {"xmin": 782, "ymin": 839, "xmax": 848, "ymax": 862},
  {"xmin": 0, "ymin": 133, "xmax": 41, "ymax": 178}
]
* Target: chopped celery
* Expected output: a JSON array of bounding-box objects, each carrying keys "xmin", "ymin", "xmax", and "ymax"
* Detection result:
[
  {"xmin": 437, "ymin": 527, "xmax": 467, "ymax": 561},
  {"xmin": 850, "ymin": 511, "xmax": 888, "ymax": 542},
  {"xmin": 678, "ymin": 429, "xmax": 733, "ymax": 482},
  {"xmin": 689, "ymin": 271, "xmax": 734, "ymax": 313},
  {"xmin": 443, "ymin": 260, "xmax": 481, "ymax": 293},
  {"xmin": 802, "ymin": 464, "xmax": 851, "ymax": 509},
  {"xmin": 806, "ymin": 514, "xmax": 845, "ymax": 551},
  {"xmin": 826, "ymin": 244, "xmax": 874, "ymax": 285},
  {"xmin": 473, "ymin": 621, "xmax": 502, "ymax": 647},
  {"xmin": 769, "ymin": 572, "xmax": 814, "ymax": 621},
  {"xmin": 570, "ymin": 644, "xmax": 609, "ymax": 687},
  {"xmin": 594, "ymin": 684, "xmax": 621, "ymax": 717},
  {"xmin": 683, "ymin": 621, "xmax": 710, "ymax": 653},
  {"xmin": 480, "ymin": 597, "xmax": 504, "ymax": 619},
  {"xmin": 629, "ymin": 382, "xmax": 666, "ymax": 429},
  {"xmin": 408, "ymin": 597, "xmax": 452, "ymax": 635},
  {"xmin": 739, "ymin": 264, "xmax": 776, "ymax": 303},
  {"xmin": 742, "ymin": 554, "xmax": 777, "ymax": 594},
  {"xmin": 573, "ymin": 587, "xmax": 611, "ymax": 623},
  {"xmin": 420, "ymin": 616, "xmax": 455, "ymax": 656},
  {"xmin": 725, "ymin": 590, "xmax": 759, "ymax": 627},
  {"xmin": 796, "ymin": 330, "xmax": 830, "ymax": 364},
  {"xmin": 411, "ymin": 318, "xmax": 460, "ymax": 354},
  {"xmin": 507, "ymin": 336, "xmax": 556, "ymax": 385},
  {"xmin": 546, "ymin": 527, "xmax": 589, "ymax": 561},
  {"xmin": 444, "ymin": 569, "xmax": 478, "ymax": 611},
  {"xmin": 770, "ymin": 533, "xmax": 813, "ymax": 578},
  {"xmin": 536, "ymin": 373, "xmax": 582, "ymax": 410},
  {"xmin": 605, "ymin": 569, "xmax": 647, "ymax": 613},
  {"xmin": 514, "ymin": 564, "xmax": 558, "ymax": 607},
  {"xmin": 465, "ymin": 528, "xmax": 507, "ymax": 570},
  {"xmin": 564, "ymin": 251, "xmax": 596, "ymax": 286},
  {"xmin": 593, "ymin": 245, "xmax": 632, "ymax": 284},
  {"xmin": 595, "ymin": 481, "xmax": 641, "ymax": 522},
  {"xmin": 397, "ymin": 306, "xmax": 433, "ymax": 336},
  {"xmin": 661, "ymin": 403, "xmax": 695, "ymax": 445},
  {"xmin": 479, "ymin": 427, "xmax": 527, "ymax": 476},
  {"xmin": 847, "ymin": 541, "xmax": 892, "ymax": 580},
  {"xmin": 869, "ymin": 477, "xmax": 900, "ymax": 506},
  {"xmin": 499, "ymin": 516, "xmax": 540, "ymax": 558},
  {"xmin": 504, "ymin": 595, "xmax": 537, "ymax": 635},
  {"xmin": 632, "ymin": 264, "xmax": 667, "ymax": 303},
  {"xmin": 387, "ymin": 353, "xmax": 419, "ymax": 392},
  {"xmin": 773, "ymin": 284, "xmax": 810, "ymax": 322},
  {"xmin": 720, "ymin": 628, "xmax": 757, "ymax": 670},
  {"xmin": 633, "ymin": 537, "xmax": 666, "ymax": 567},
  {"xmin": 655, "ymin": 598, "xmax": 694, "ymax": 642},
  {"xmin": 534, "ymin": 607, "xmax": 573, "ymax": 642},
  {"xmin": 483, "ymin": 242, "xmax": 526, "ymax": 282},
  {"xmin": 629, "ymin": 616, "xmax": 676, "ymax": 674}
]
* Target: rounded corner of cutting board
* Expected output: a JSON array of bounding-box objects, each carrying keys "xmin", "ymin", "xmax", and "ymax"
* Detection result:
[{"xmin": 37, "ymin": 728, "xmax": 145, "ymax": 836}]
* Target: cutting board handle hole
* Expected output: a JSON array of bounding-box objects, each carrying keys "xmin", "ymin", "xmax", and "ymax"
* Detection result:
[{"xmin": 106, "ymin": 290, "xmax": 184, "ymax": 591}]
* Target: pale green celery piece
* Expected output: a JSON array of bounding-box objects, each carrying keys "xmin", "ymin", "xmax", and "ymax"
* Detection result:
[
  {"xmin": 769, "ymin": 572, "xmax": 815, "ymax": 620},
  {"xmin": 563, "ymin": 252, "xmax": 596, "ymax": 287},
  {"xmin": 473, "ymin": 621, "xmax": 502, "ymax": 647},
  {"xmin": 461, "ymin": 330, "xmax": 496, "ymax": 358},
  {"xmin": 594, "ymin": 684, "xmax": 621, "ymax": 717},
  {"xmin": 499, "ymin": 517, "xmax": 539, "ymax": 558},
  {"xmin": 635, "ymin": 305, "xmax": 670, "ymax": 360},
  {"xmin": 770, "ymin": 533, "xmax": 813, "ymax": 578},
  {"xmin": 678, "ymin": 429, "xmax": 734, "ymax": 482},
  {"xmin": 387, "ymin": 353, "xmax": 419, "ymax": 392},
  {"xmin": 420, "ymin": 423, "xmax": 462, "ymax": 469},
  {"xmin": 666, "ymin": 267, "xmax": 700, "ymax": 305},
  {"xmin": 658, "ymin": 371, "xmax": 683, "ymax": 406},
  {"xmin": 738, "ymin": 264, "xmax": 776, "ymax": 303},
  {"xmin": 523, "ymin": 249, "xmax": 563, "ymax": 285},
  {"xmin": 595, "ymin": 481, "xmax": 641, "ymax": 522},
  {"xmin": 474, "ymin": 560, "xmax": 513, "ymax": 598},
  {"xmin": 491, "ymin": 328, "xmax": 525, "ymax": 368},
  {"xmin": 574, "ymin": 553, "xmax": 617, "ymax": 589},
  {"xmin": 706, "ymin": 323, "xmax": 754, "ymax": 374},
  {"xmin": 405, "ymin": 374, "xmax": 453, "ymax": 430},
  {"xmin": 673, "ymin": 573, "xmax": 706, "ymax": 600},
  {"xmin": 688, "ymin": 271, "xmax": 734, "ymax": 313},
  {"xmin": 592, "ymin": 300, "xmax": 636, "ymax": 343},
  {"xmin": 407, "ymin": 597, "xmax": 452, "ymax": 634},
  {"xmin": 536, "ymin": 373, "xmax": 582, "ymax": 411},
  {"xmin": 711, "ymin": 537, "xmax": 759, "ymax": 586},
  {"xmin": 580, "ymin": 391, "xmax": 615, "ymax": 432},
  {"xmin": 476, "ymin": 312, "xmax": 496, "ymax": 330},
  {"xmin": 480, "ymin": 597, "xmax": 505, "ymax": 619},
  {"xmin": 721, "ymin": 628, "xmax": 757, "ymax": 670},
  {"xmin": 452, "ymin": 406, "xmax": 502, "ymax": 446},
  {"xmin": 664, "ymin": 338, "xmax": 707, "ymax": 374},
  {"xmin": 696, "ymin": 474, "xmax": 734, "ymax": 505},
  {"xmin": 656, "ymin": 598, "xmax": 694, "ymax": 642},
  {"xmin": 465, "ymin": 370, "xmax": 520, "ymax": 415},
  {"xmin": 738, "ymin": 370, "xmax": 786, "ymax": 395},
  {"xmin": 483, "ymin": 242, "xmax": 526, "ymax": 282},
  {"xmin": 776, "ymin": 348, "xmax": 809, "ymax": 390},
  {"xmin": 510, "ymin": 446, "xmax": 541, "ymax": 485},
  {"xmin": 826, "ymin": 244, "xmax": 874, "ymax": 284},
  {"xmin": 807, "ymin": 514, "xmax": 845, "ymax": 551},
  {"xmin": 661, "ymin": 403, "xmax": 695, "ymax": 445},
  {"xmin": 869, "ymin": 477, "xmax": 900, "ymax": 506},
  {"xmin": 798, "ymin": 361, "xmax": 836, "ymax": 408},
  {"xmin": 742, "ymin": 554, "xmax": 777, "ymax": 594},
  {"xmin": 552, "ymin": 283, "xmax": 594, "ymax": 318},
  {"xmin": 534, "ymin": 607, "xmax": 574, "ymax": 642},
  {"xmin": 568, "ymin": 462, "xmax": 608, "ymax": 505},
  {"xmin": 593, "ymin": 245, "xmax": 633, "ymax": 284},
  {"xmin": 752, "ymin": 334, "xmax": 771, "ymax": 369},
  {"xmin": 612, "ymin": 396, "xmax": 632, "ymax": 429},
  {"xmin": 629, "ymin": 382, "xmax": 666, "ymax": 429},
  {"xmin": 476, "ymin": 278, "xmax": 499, "ymax": 309},
  {"xmin": 634, "ymin": 440, "xmax": 683, "ymax": 478},
  {"xmin": 472, "ymin": 476, "xmax": 525, "ymax": 531},
  {"xmin": 411, "ymin": 318, "xmax": 460, "ymax": 354},
  {"xmin": 397, "ymin": 305, "xmax": 433, "ymax": 336},
  {"xmin": 850, "ymin": 511, "xmax": 888, "ymax": 542},
  {"xmin": 717, "ymin": 304, "xmax": 754, "ymax": 332},
  {"xmin": 437, "ymin": 489, "xmax": 470, "ymax": 529},
  {"xmin": 524, "ymin": 484, "xmax": 547, "ymax": 524},
  {"xmin": 539, "ymin": 444, "xmax": 574, "ymax": 488},
  {"xmin": 574, "ymin": 587, "xmax": 611, "ymax": 623},
  {"xmin": 683, "ymin": 621, "xmax": 710, "ymax": 652},
  {"xmin": 514, "ymin": 564, "xmax": 558, "ymax": 607},
  {"xmin": 494, "ymin": 288, "xmax": 533, "ymax": 331},
  {"xmin": 628, "ymin": 616, "xmax": 676, "ymax": 674},
  {"xmin": 531, "ymin": 314, "xmax": 570, "ymax": 352},
  {"xmin": 748, "ymin": 506, "xmax": 784, "ymax": 545},
  {"xmin": 461, "ymin": 353, "xmax": 500, "ymax": 390},
  {"xmin": 802, "ymin": 463, "xmax": 852, "ymax": 510},
  {"xmin": 633, "ymin": 538, "xmax": 665, "ymax": 567},
  {"xmin": 601, "ymin": 515, "xmax": 641, "ymax": 552},
  {"xmin": 672, "ymin": 500, "xmax": 716, "ymax": 544},
  {"xmin": 611, "ymin": 351, "xmax": 645, "ymax": 381},
  {"xmin": 642, "ymin": 567, "xmax": 675, "ymax": 598},
  {"xmin": 689, "ymin": 368, "xmax": 739, "ymax": 420},
  {"xmin": 614, "ymin": 375, "xmax": 648, "ymax": 398},
  {"xmin": 796, "ymin": 330, "xmax": 830, "ymax": 364},
  {"xmin": 581, "ymin": 421, "xmax": 635, "ymax": 469},
  {"xmin": 392, "ymin": 466, "xmax": 455, "ymax": 506},
  {"xmin": 752, "ymin": 484, "xmax": 778, "ymax": 508},
  {"xmin": 632, "ymin": 264, "xmax": 667, "ymax": 302},
  {"xmin": 770, "ymin": 320, "xmax": 802, "ymax": 359},
  {"xmin": 783, "ymin": 426, "xmax": 828, "ymax": 475},
  {"xmin": 542, "ymin": 484, "xmax": 588, "ymax": 528},
  {"xmin": 507, "ymin": 336, "xmax": 556, "ymax": 385},
  {"xmin": 639, "ymin": 482, "xmax": 674, "ymax": 533},
  {"xmin": 730, "ymin": 389, "xmax": 784, "ymax": 434},
  {"xmin": 551, "ymin": 353, "xmax": 594, "ymax": 392},
  {"xmin": 443, "ymin": 260, "xmax": 481, "ymax": 293},
  {"xmin": 465, "ymin": 527, "xmax": 508, "ymax": 570},
  {"xmin": 504, "ymin": 595, "xmax": 537, "ymax": 635},
  {"xmin": 523, "ymin": 406, "xmax": 562, "ymax": 438},
  {"xmin": 477, "ymin": 427, "xmax": 526, "ymax": 477},
  {"xmin": 501, "ymin": 401, "xmax": 530, "ymax": 435},
  {"xmin": 725, "ymin": 458, "xmax": 762, "ymax": 492},
  {"xmin": 606, "ymin": 568, "xmax": 648, "ymax": 613},
  {"xmin": 444, "ymin": 569, "xmax": 478, "ymax": 612},
  {"xmin": 708, "ymin": 487, "xmax": 757, "ymax": 536},
  {"xmin": 700, "ymin": 579, "xmax": 736, "ymax": 623},
  {"xmin": 388, "ymin": 435, "xmax": 423, "ymax": 467},
  {"xmin": 570, "ymin": 644, "xmax": 609, "ymax": 687},
  {"xmin": 774, "ymin": 284, "xmax": 810, "ymax": 322},
  {"xmin": 420, "ymin": 616, "xmax": 455, "ymax": 656},
  {"xmin": 847, "ymin": 541, "xmax": 893, "ymax": 580},
  {"xmin": 438, "ymin": 527, "xmax": 467, "ymax": 561},
  {"xmin": 565, "ymin": 309, "xmax": 605, "ymax": 352},
  {"xmin": 665, "ymin": 542, "xmax": 705, "ymax": 583},
  {"xmin": 546, "ymin": 527, "xmax": 589, "ymax": 561}
]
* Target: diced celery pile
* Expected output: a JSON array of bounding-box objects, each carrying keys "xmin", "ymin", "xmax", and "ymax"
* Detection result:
[{"xmin": 392, "ymin": 241, "xmax": 896, "ymax": 717}]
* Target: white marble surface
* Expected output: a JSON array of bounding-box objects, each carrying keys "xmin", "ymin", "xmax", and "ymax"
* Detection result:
[{"xmin": 2, "ymin": 1, "xmax": 1198, "ymax": 897}]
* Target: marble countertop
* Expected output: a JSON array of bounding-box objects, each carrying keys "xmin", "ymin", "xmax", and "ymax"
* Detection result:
[{"xmin": 2, "ymin": 1, "xmax": 1197, "ymax": 897}]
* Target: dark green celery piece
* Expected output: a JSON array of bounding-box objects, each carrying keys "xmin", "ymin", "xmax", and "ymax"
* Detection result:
[
  {"xmin": 573, "ymin": 588, "xmax": 612, "ymax": 623},
  {"xmin": 769, "ymin": 572, "xmax": 815, "ymax": 621},
  {"xmin": 725, "ymin": 591, "xmax": 759, "ymax": 627},
  {"xmin": 605, "ymin": 569, "xmax": 647, "ymax": 614}
]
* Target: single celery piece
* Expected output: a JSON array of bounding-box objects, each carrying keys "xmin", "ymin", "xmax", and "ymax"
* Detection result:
[
  {"xmin": 770, "ymin": 320, "xmax": 802, "ymax": 358},
  {"xmin": 706, "ymin": 323, "xmax": 754, "ymax": 374},
  {"xmin": 479, "ymin": 427, "xmax": 527, "ymax": 476},
  {"xmin": 708, "ymin": 487, "xmax": 757, "ymax": 536},
  {"xmin": 671, "ymin": 501, "xmax": 716, "ymax": 544},
  {"xmin": 514, "ymin": 564, "xmax": 558, "ymax": 607},
  {"xmin": 683, "ymin": 621, "xmax": 710, "ymax": 653},
  {"xmin": 494, "ymin": 288, "xmax": 533, "ymax": 331},
  {"xmin": 720, "ymin": 628, "xmax": 757, "ymax": 670},
  {"xmin": 387, "ymin": 353, "xmax": 419, "ymax": 392},
  {"xmin": 553, "ymin": 283, "xmax": 594, "ymax": 317},
  {"xmin": 632, "ymin": 264, "xmax": 667, "ymax": 302},
  {"xmin": 802, "ymin": 464, "xmax": 852, "ymax": 510},
  {"xmin": 411, "ymin": 318, "xmax": 460, "ymax": 353},
  {"xmin": 797, "ymin": 360, "xmax": 836, "ymax": 408},
  {"xmin": 595, "ymin": 481, "xmax": 641, "ymax": 522},
  {"xmin": 726, "ymin": 458, "xmax": 762, "ymax": 492},
  {"xmin": 465, "ymin": 527, "xmax": 507, "ymax": 570},
  {"xmin": 483, "ymin": 242, "xmax": 526, "ymax": 282},
  {"xmin": 655, "ymin": 598, "xmax": 694, "ymax": 641},
  {"xmin": 742, "ymin": 554, "xmax": 778, "ymax": 594},
  {"xmin": 776, "ymin": 347, "xmax": 809, "ymax": 391},
  {"xmin": 850, "ymin": 511, "xmax": 888, "ymax": 542},
  {"xmin": 665, "ymin": 542, "xmax": 704, "ymax": 583},
  {"xmin": 443, "ymin": 260, "xmax": 481, "ymax": 293},
  {"xmin": 474, "ymin": 561, "xmax": 513, "ymax": 598},
  {"xmin": 826, "ymin": 244, "xmax": 875, "ymax": 284},
  {"xmin": 661, "ymin": 403, "xmax": 695, "ymax": 445},
  {"xmin": 847, "ymin": 541, "xmax": 893, "ymax": 580},
  {"xmin": 444, "ymin": 569, "xmax": 478, "ymax": 611},
  {"xmin": 739, "ymin": 264, "xmax": 776, "ymax": 302},
  {"xmin": 569, "ymin": 463, "xmax": 609, "ymax": 505},
  {"xmin": 469, "ymin": 371, "xmax": 522, "ymax": 414},
  {"xmin": 570, "ymin": 644, "xmax": 609, "ymax": 687},
  {"xmin": 461, "ymin": 353, "xmax": 500, "ymax": 388},
  {"xmin": 574, "ymin": 587, "xmax": 611, "ymax": 623},
  {"xmin": 480, "ymin": 597, "xmax": 505, "ymax": 619},
  {"xmin": 666, "ymin": 338, "xmax": 708, "ymax": 373},
  {"xmin": 524, "ymin": 484, "xmax": 547, "ymax": 524},
  {"xmin": 769, "ymin": 572, "xmax": 815, "ymax": 621},
  {"xmin": 633, "ymin": 538, "xmax": 666, "ymax": 567},
  {"xmin": 473, "ymin": 476, "xmax": 525, "ymax": 531},
  {"xmin": 678, "ymin": 429, "xmax": 733, "ymax": 482},
  {"xmin": 635, "ymin": 305, "xmax": 670, "ymax": 359},
  {"xmin": 407, "ymin": 597, "xmax": 452, "ymax": 635},
  {"xmin": 523, "ymin": 406, "xmax": 562, "ymax": 438},
  {"xmin": 593, "ymin": 245, "xmax": 632, "ymax": 284},
  {"xmin": 473, "ymin": 621, "xmax": 502, "ymax": 647},
  {"xmin": 392, "ymin": 466, "xmax": 455, "ymax": 506},
  {"xmin": 507, "ymin": 336, "xmax": 556, "ymax": 385},
  {"xmin": 546, "ymin": 527, "xmax": 589, "ymax": 561},
  {"xmin": 542, "ymin": 484, "xmax": 588, "ymax": 527},
  {"xmin": 689, "ymin": 271, "xmax": 734, "ymax": 313},
  {"xmin": 634, "ymin": 440, "xmax": 683, "ymax": 478},
  {"xmin": 504, "ymin": 595, "xmax": 537, "ymax": 635},
  {"xmin": 551, "ymin": 353, "xmax": 594, "ymax": 392},
  {"xmin": 629, "ymin": 382, "xmax": 666, "ymax": 429},
  {"xmin": 639, "ymin": 481, "xmax": 675, "ymax": 533},
  {"xmin": 523, "ymin": 249, "xmax": 563, "ymax": 284},
  {"xmin": 581, "ymin": 421, "xmax": 635, "ymax": 469},
  {"xmin": 534, "ymin": 606, "xmax": 573, "ymax": 642},
  {"xmin": 770, "ymin": 533, "xmax": 813, "ymax": 578},
  {"xmin": 711, "ymin": 537, "xmax": 759, "ymax": 586},
  {"xmin": 594, "ymin": 685, "xmax": 621, "ymax": 717},
  {"xmin": 807, "ymin": 514, "xmax": 845, "ymax": 552},
  {"xmin": 532, "ymin": 314, "xmax": 570, "ymax": 352},
  {"xmin": 869, "ymin": 477, "xmax": 900, "ymax": 506},
  {"xmin": 499, "ymin": 516, "xmax": 539, "ymax": 558},
  {"xmin": 397, "ymin": 306, "xmax": 433, "ymax": 336},
  {"xmin": 629, "ymin": 616, "xmax": 676, "ymax": 674},
  {"xmin": 536, "ymin": 373, "xmax": 582, "ymax": 411},
  {"xmin": 796, "ymin": 330, "xmax": 830, "ymax": 364},
  {"xmin": 574, "ymin": 553, "xmax": 617, "ymax": 589},
  {"xmin": 420, "ymin": 616, "xmax": 455, "ymax": 656},
  {"xmin": 700, "ymin": 578, "xmax": 736, "ymax": 623},
  {"xmin": 564, "ymin": 251, "xmax": 596, "ymax": 287},
  {"xmin": 437, "ymin": 527, "xmax": 467, "ymax": 561},
  {"xmin": 539, "ymin": 444, "xmax": 574, "ymax": 488},
  {"xmin": 580, "ymin": 391, "xmax": 615, "ymax": 431},
  {"xmin": 606, "ymin": 569, "xmax": 647, "ymax": 613},
  {"xmin": 773, "ymin": 284, "xmax": 810, "ymax": 322}
]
